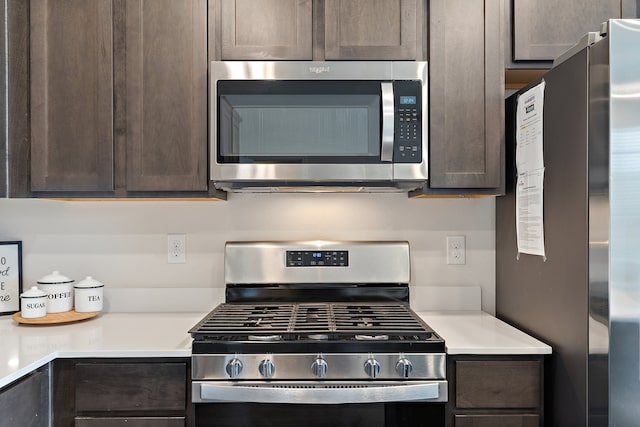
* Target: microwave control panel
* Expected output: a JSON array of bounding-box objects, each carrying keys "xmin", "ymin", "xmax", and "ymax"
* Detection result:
[{"xmin": 393, "ymin": 81, "xmax": 422, "ymax": 163}]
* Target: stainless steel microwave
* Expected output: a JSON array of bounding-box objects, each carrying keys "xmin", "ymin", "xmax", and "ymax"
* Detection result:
[{"xmin": 210, "ymin": 61, "xmax": 428, "ymax": 192}]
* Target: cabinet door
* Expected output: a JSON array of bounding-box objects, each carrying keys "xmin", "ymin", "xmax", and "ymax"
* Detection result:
[
  {"xmin": 0, "ymin": 367, "xmax": 49, "ymax": 427},
  {"xmin": 513, "ymin": 0, "xmax": 620, "ymax": 61},
  {"xmin": 455, "ymin": 360, "xmax": 540, "ymax": 409},
  {"xmin": 53, "ymin": 359, "xmax": 190, "ymax": 427},
  {"xmin": 30, "ymin": 0, "xmax": 114, "ymax": 192},
  {"xmin": 75, "ymin": 362, "xmax": 187, "ymax": 412},
  {"xmin": 75, "ymin": 417, "xmax": 185, "ymax": 427},
  {"xmin": 429, "ymin": 0, "xmax": 503, "ymax": 190},
  {"xmin": 218, "ymin": 0, "xmax": 312, "ymax": 60},
  {"xmin": 123, "ymin": 0, "xmax": 208, "ymax": 191},
  {"xmin": 455, "ymin": 414, "xmax": 539, "ymax": 427},
  {"xmin": 324, "ymin": 0, "xmax": 419, "ymax": 60}
]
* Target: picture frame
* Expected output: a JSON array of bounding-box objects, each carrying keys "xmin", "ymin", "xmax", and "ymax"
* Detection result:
[{"xmin": 0, "ymin": 241, "xmax": 23, "ymax": 315}]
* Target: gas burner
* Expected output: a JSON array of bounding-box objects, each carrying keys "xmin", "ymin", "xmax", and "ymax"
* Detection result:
[
  {"xmin": 356, "ymin": 317, "xmax": 377, "ymax": 328},
  {"xmin": 248, "ymin": 335, "xmax": 283, "ymax": 342},
  {"xmin": 243, "ymin": 319, "xmax": 273, "ymax": 328},
  {"xmin": 355, "ymin": 334, "xmax": 389, "ymax": 341},
  {"xmin": 307, "ymin": 334, "xmax": 329, "ymax": 341}
]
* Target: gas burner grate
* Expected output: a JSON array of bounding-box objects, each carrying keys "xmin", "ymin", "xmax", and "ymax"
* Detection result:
[
  {"xmin": 191, "ymin": 304, "xmax": 295, "ymax": 336},
  {"xmin": 190, "ymin": 302, "xmax": 434, "ymax": 341}
]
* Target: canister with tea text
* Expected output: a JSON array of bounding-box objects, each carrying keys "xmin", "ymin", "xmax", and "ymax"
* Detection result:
[{"xmin": 74, "ymin": 276, "xmax": 104, "ymax": 313}]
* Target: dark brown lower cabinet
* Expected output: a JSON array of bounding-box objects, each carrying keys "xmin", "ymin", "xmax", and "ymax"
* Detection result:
[
  {"xmin": 53, "ymin": 358, "xmax": 191, "ymax": 427},
  {"xmin": 448, "ymin": 356, "xmax": 544, "ymax": 427},
  {"xmin": 75, "ymin": 417, "xmax": 185, "ymax": 427},
  {"xmin": 0, "ymin": 365, "xmax": 50, "ymax": 427}
]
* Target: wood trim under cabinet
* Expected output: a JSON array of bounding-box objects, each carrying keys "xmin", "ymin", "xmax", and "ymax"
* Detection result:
[{"xmin": 505, "ymin": 69, "xmax": 549, "ymax": 91}]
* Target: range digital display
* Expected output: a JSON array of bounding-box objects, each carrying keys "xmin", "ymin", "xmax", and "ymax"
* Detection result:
[{"xmin": 286, "ymin": 250, "xmax": 349, "ymax": 267}]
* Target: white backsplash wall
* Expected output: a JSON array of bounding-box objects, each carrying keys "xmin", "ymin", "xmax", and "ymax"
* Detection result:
[{"xmin": 0, "ymin": 193, "xmax": 496, "ymax": 313}]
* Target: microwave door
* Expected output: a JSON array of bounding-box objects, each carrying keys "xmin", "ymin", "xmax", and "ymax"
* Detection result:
[{"xmin": 380, "ymin": 82, "xmax": 394, "ymax": 162}]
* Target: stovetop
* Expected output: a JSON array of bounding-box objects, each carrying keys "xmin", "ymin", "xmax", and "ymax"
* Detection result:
[{"xmin": 190, "ymin": 302, "xmax": 444, "ymax": 354}]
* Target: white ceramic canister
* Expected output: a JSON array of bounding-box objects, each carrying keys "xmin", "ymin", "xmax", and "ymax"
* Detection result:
[
  {"xmin": 20, "ymin": 286, "xmax": 48, "ymax": 318},
  {"xmin": 74, "ymin": 276, "xmax": 104, "ymax": 313},
  {"xmin": 37, "ymin": 271, "xmax": 74, "ymax": 313}
]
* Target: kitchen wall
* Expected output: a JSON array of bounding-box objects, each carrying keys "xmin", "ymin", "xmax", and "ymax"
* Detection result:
[{"xmin": 0, "ymin": 194, "xmax": 496, "ymax": 313}]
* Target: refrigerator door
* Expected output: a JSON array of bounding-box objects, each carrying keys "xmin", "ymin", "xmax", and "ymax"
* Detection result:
[{"xmin": 607, "ymin": 19, "xmax": 640, "ymax": 427}]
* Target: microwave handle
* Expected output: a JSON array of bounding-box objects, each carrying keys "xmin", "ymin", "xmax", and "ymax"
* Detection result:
[{"xmin": 381, "ymin": 82, "xmax": 395, "ymax": 162}]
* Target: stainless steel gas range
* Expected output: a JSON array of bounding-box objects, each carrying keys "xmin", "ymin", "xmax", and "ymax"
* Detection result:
[{"xmin": 189, "ymin": 241, "xmax": 447, "ymax": 427}]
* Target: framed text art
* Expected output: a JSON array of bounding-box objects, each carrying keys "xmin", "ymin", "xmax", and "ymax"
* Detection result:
[{"xmin": 0, "ymin": 241, "xmax": 23, "ymax": 315}]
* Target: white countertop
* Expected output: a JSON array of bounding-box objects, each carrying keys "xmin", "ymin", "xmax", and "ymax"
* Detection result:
[
  {"xmin": 0, "ymin": 312, "xmax": 204, "ymax": 389},
  {"xmin": 418, "ymin": 311, "xmax": 552, "ymax": 355},
  {"xmin": 0, "ymin": 310, "xmax": 550, "ymax": 390}
]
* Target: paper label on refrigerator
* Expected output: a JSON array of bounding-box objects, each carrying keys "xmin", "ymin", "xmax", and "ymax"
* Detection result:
[
  {"xmin": 515, "ymin": 81, "xmax": 546, "ymax": 258},
  {"xmin": 516, "ymin": 168, "xmax": 546, "ymax": 257}
]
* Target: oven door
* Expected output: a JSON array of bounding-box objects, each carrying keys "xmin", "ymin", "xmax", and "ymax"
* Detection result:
[{"xmin": 193, "ymin": 380, "xmax": 447, "ymax": 427}]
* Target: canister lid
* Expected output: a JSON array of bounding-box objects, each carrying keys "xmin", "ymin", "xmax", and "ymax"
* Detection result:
[
  {"xmin": 20, "ymin": 286, "xmax": 47, "ymax": 298},
  {"xmin": 74, "ymin": 276, "xmax": 104, "ymax": 289},
  {"xmin": 37, "ymin": 270, "xmax": 74, "ymax": 285}
]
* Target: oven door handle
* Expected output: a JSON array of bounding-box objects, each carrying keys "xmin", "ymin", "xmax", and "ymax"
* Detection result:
[
  {"xmin": 195, "ymin": 381, "xmax": 447, "ymax": 404},
  {"xmin": 380, "ymin": 82, "xmax": 395, "ymax": 163}
]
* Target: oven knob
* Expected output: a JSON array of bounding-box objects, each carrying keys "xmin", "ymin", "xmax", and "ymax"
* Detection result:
[
  {"xmin": 395, "ymin": 358, "xmax": 413, "ymax": 378},
  {"xmin": 311, "ymin": 357, "xmax": 328, "ymax": 378},
  {"xmin": 259, "ymin": 359, "xmax": 275, "ymax": 378},
  {"xmin": 364, "ymin": 358, "xmax": 381, "ymax": 379},
  {"xmin": 225, "ymin": 358, "xmax": 243, "ymax": 378}
]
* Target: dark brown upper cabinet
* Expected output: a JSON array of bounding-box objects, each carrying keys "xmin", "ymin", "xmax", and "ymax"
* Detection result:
[
  {"xmin": 26, "ymin": 0, "xmax": 209, "ymax": 197},
  {"xmin": 6, "ymin": 0, "xmax": 506, "ymax": 197},
  {"xmin": 323, "ymin": 0, "xmax": 423, "ymax": 60},
  {"xmin": 30, "ymin": 0, "xmax": 115, "ymax": 192},
  {"xmin": 123, "ymin": 0, "xmax": 208, "ymax": 192},
  {"xmin": 217, "ymin": 0, "xmax": 313, "ymax": 60},
  {"xmin": 211, "ymin": 0, "xmax": 425, "ymax": 62},
  {"xmin": 510, "ymin": 0, "xmax": 638, "ymax": 63},
  {"xmin": 426, "ymin": 0, "xmax": 504, "ymax": 193}
]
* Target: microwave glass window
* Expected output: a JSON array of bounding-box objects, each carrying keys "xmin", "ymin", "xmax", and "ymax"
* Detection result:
[{"xmin": 219, "ymin": 94, "xmax": 380, "ymax": 162}]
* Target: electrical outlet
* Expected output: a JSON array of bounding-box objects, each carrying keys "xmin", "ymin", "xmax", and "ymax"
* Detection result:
[
  {"xmin": 446, "ymin": 235, "xmax": 466, "ymax": 265},
  {"xmin": 167, "ymin": 234, "xmax": 186, "ymax": 264}
]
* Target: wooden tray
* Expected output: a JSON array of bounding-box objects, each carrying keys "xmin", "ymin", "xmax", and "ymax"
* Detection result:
[{"xmin": 12, "ymin": 310, "xmax": 100, "ymax": 325}]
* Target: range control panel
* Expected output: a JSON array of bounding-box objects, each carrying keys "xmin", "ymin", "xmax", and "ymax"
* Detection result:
[{"xmin": 286, "ymin": 250, "xmax": 349, "ymax": 267}]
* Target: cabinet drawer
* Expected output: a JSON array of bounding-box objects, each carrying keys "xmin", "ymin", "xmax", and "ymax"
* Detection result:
[
  {"xmin": 455, "ymin": 360, "xmax": 540, "ymax": 409},
  {"xmin": 455, "ymin": 414, "xmax": 539, "ymax": 427},
  {"xmin": 76, "ymin": 417, "xmax": 185, "ymax": 427},
  {"xmin": 75, "ymin": 363, "xmax": 187, "ymax": 412}
]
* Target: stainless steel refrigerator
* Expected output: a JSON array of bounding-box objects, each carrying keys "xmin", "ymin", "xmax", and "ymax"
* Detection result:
[{"xmin": 497, "ymin": 19, "xmax": 640, "ymax": 427}]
